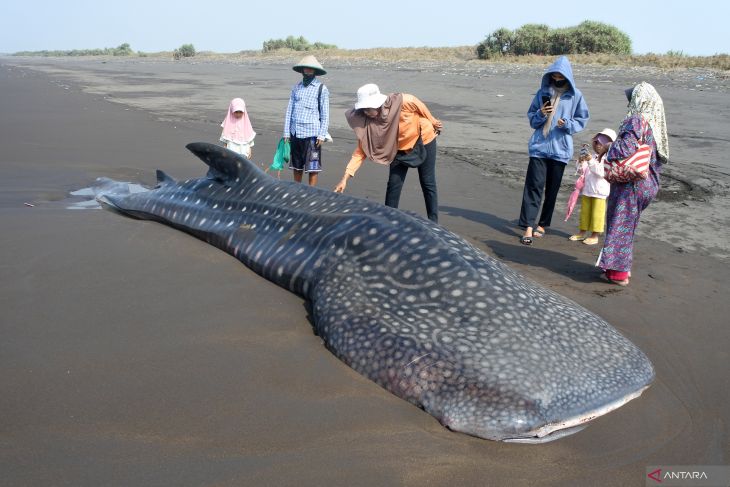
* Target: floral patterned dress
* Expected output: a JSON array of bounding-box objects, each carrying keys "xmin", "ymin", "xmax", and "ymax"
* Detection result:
[{"xmin": 598, "ymin": 115, "xmax": 663, "ymax": 273}]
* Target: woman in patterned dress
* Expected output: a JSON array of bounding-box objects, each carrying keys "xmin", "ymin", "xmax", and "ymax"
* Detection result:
[{"xmin": 598, "ymin": 82, "xmax": 669, "ymax": 286}]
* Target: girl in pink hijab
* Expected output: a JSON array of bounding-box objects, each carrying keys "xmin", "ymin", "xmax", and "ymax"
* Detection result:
[{"xmin": 220, "ymin": 98, "xmax": 256, "ymax": 159}]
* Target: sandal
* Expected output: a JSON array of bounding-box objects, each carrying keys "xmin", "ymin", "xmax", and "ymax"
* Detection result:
[
  {"xmin": 569, "ymin": 234, "xmax": 586, "ymax": 241},
  {"xmin": 519, "ymin": 236, "xmax": 533, "ymax": 246},
  {"xmin": 600, "ymin": 273, "xmax": 630, "ymax": 286},
  {"xmin": 583, "ymin": 237, "xmax": 599, "ymax": 245},
  {"xmin": 533, "ymin": 228, "xmax": 545, "ymax": 238}
]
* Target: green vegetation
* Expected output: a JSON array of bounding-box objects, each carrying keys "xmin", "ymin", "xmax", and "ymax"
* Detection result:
[
  {"xmin": 173, "ymin": 44, "xmax": 196, "ymax": 59},
  {"xmin": 10, "ymin": 42, "xmax": 728, "ymax": 71},
  {"xmin": 262, "ymin": 35, "xmax": 337, "ymax": 52},
  {"xmin": 512, "ymin": 24, "xmax": 551, "ymax": 55},
  {"xmin": 477, "ymin": 21, "xmax": 632, "ymax": 59},
  {"xmin": 247, "ymin": 47, "xmax": 730, "ymax": 71},
  {"xmin": 13, "ymin": 43, "xmax": 134, "ymax": 57}
]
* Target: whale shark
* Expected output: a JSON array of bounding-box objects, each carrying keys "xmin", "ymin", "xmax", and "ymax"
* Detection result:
[{"xmin": 97, "ymin": 142, "xmax": 654, "ymax": 442}]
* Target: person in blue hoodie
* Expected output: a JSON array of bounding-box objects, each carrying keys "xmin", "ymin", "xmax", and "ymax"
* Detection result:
[{"xmin": 518, "ymin": 56, "xmax": 589, "ymax": 245}]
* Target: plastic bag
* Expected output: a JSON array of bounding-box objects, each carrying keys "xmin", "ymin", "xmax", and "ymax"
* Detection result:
[{"xmin": 269, "ymin": 138, "xmax": 290, "ymax": 171}]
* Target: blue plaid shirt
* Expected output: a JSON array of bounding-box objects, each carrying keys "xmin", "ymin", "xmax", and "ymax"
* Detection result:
[{"xmin": 283, "ymin": 79, "xmax": 330, "ymax": 139}]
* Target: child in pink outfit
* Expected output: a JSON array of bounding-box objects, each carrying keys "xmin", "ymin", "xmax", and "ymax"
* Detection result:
[
  {"xmin": 569, "ymin": 128, "xmax": 615, "ymax": 245},
  {"xmin": 220, "ymin": 98, "xmax": 256, "ymax": 159}
]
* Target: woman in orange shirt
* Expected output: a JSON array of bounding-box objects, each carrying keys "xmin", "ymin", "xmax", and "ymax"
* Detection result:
[{"xmin": 334, "ymin": 84, "xmax": 443, "ymax": 222}]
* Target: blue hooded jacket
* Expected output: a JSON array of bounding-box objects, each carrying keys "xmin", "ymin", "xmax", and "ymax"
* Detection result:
[{"xmin": 527, "ymin": 56, "xmax": 589, "ymax": 163}]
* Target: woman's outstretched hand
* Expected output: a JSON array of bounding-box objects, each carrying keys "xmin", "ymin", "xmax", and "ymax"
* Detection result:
[{"xmin": 334, "ymin": 176, "xmax": 348, "ymax": 193}]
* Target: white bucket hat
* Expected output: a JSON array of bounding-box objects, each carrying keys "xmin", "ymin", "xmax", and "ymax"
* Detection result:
[
  {"xmin": 354, "ymin": 83, "xmax": 388, "ymax": 110},
  {"xmin": 595, "ymin": 128, "xmax": 617, "ymax": 142}
]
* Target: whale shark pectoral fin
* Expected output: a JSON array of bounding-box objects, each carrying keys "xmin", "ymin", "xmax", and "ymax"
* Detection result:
[
  {"xmin": 155, "ymin": 169, "xmax": 176, "ymax": 187},
  {"xmin": 185, "ymin": 142, "xmax": 263, "ymax": 184}
]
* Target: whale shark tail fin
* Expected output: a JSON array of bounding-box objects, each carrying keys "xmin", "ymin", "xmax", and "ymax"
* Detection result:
[
  {"xmin": 185, "ymin": 142, "xmax": 262, "ymax": 184},
  {"xmin": 155, "ymin": 170, "xmax": 176, "ymax": 187}
]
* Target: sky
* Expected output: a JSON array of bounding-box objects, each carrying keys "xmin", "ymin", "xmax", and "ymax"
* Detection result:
[{"xmin": 1, "ymin": 0, "xmax": 728, "ymax": 56}]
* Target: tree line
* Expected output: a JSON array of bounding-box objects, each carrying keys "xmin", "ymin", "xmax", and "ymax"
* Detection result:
[{"xmin": 8, "ymin": 22, "xmax": 656, "ymax": 60}]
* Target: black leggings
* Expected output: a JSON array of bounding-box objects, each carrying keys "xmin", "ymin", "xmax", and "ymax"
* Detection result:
[
  {"xmin": 385, "ymin": 139, "xmax": 438, "ymax": 222},
  {"xmin": 518, "ymin": 157, "xmax": 566, "ymax": 229}
]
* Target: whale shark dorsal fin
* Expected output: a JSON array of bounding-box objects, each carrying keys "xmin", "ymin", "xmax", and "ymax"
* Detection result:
[
  {"xmin": 185, "ymin": 142, "xmax": 263, "ymax": 184},
  {"xmin": 155, "ymin": 170, "xmax": 176, "ymax": 186}
]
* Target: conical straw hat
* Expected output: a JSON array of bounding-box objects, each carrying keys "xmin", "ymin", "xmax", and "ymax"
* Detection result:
[{"xmin": 292, "ymin": 55, "xmax": 326, "ymax": 76}]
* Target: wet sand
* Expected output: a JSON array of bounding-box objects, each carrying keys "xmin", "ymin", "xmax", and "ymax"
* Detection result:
[{"xmin": 1, "ymin": 56, "xmax": 728, "ymax": 486}]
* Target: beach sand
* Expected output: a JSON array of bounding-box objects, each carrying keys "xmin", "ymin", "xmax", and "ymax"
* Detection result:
[{"xmin": 1, "ymin": 56, "xmax": 728, "ymax": 486}]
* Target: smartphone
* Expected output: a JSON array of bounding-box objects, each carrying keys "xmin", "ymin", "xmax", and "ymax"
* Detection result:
[{"xmin": 541, "ymin": 94, "xmax": 551, "ymax": 106}]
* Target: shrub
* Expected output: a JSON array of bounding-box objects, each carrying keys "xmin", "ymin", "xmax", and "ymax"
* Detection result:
[
  {"xmin": 112, "ymin": 43, "xmax": 133, "ymax": 56},
  {"xmin": 311, "ymin": 41, "xmax": 338, "ymax": 50},
  {"xmin": 511, "ymin": 24, "xmax": 550, "ymax": 55},
  {"xmin": 547, "ymin": 27, "xmax": 578, "ymax": 55},
  {"xmin": 571, "ymin": 21, "xmax": 631, "ymax": 55},
  {"xmin": 173, "ymin": 44, "xmax": 196, "ymax": 60},
  {"xmin": 476, "ymin": 21, "xmax": 632, "ymax": 58},
  {"xmin": 262, "ymin": 35, "xmax": 337, "ymax": 52},
  {"xmin": 476, "ymin": 27, "xmax": 513, "ymax": 59}
]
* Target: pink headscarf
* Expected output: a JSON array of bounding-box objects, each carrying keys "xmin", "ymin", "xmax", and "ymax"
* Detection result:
[{"xmin": 220, "ymin": 98, "xmax": 255, "ymax": 143}]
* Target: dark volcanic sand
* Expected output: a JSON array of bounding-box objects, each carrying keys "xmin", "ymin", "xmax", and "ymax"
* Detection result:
[{"xmin": 1, "ymin": 56, "xmax": 728, "ymax": 486}]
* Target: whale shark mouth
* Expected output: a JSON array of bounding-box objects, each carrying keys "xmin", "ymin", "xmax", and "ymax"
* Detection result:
[{"xmin": 502, "ymin": 385, "xmax": 650, "ymax": 443}]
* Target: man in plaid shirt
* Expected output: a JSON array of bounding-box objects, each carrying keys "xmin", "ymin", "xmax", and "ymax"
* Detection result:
[{"xmin": 283, "ymin": 55, "xmax": 330, "ymax": 187}]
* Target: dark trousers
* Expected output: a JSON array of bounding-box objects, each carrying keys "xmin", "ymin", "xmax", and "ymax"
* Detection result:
[
  {"xmin": 385, "ymin": 139, "xmax": 438, "ymax": 222},
  {"xmin": 518, "ymin": 157, "xmax": 566, "ymax": 229}
]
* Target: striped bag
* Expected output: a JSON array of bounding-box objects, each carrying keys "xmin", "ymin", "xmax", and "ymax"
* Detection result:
[{"xmin": 604, "ymin": 120, "xmax": 652, "ymax": 183}]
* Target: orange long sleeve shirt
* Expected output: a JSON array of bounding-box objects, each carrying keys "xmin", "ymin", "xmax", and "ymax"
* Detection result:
[{"xmin": 345, "ymin": 94, "xmax": 441, "ymax": 177}]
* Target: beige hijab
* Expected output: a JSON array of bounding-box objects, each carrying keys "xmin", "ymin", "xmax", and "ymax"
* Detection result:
[
  {"xmin": 627, "ymin": 82, "xmax": 669, "ymax": 162},
  {"xmin": 345, "ymin": 93, "xmax": 403, "ymax": 165},
  {"xmin": 542, "ymin": 84, "xmax": 568, "ymax": 137}
]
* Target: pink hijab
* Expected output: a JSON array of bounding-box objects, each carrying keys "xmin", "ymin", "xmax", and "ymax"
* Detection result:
[{"xmin": 220, "ymin": 98, "xmax": 255, "ymax": 143}]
